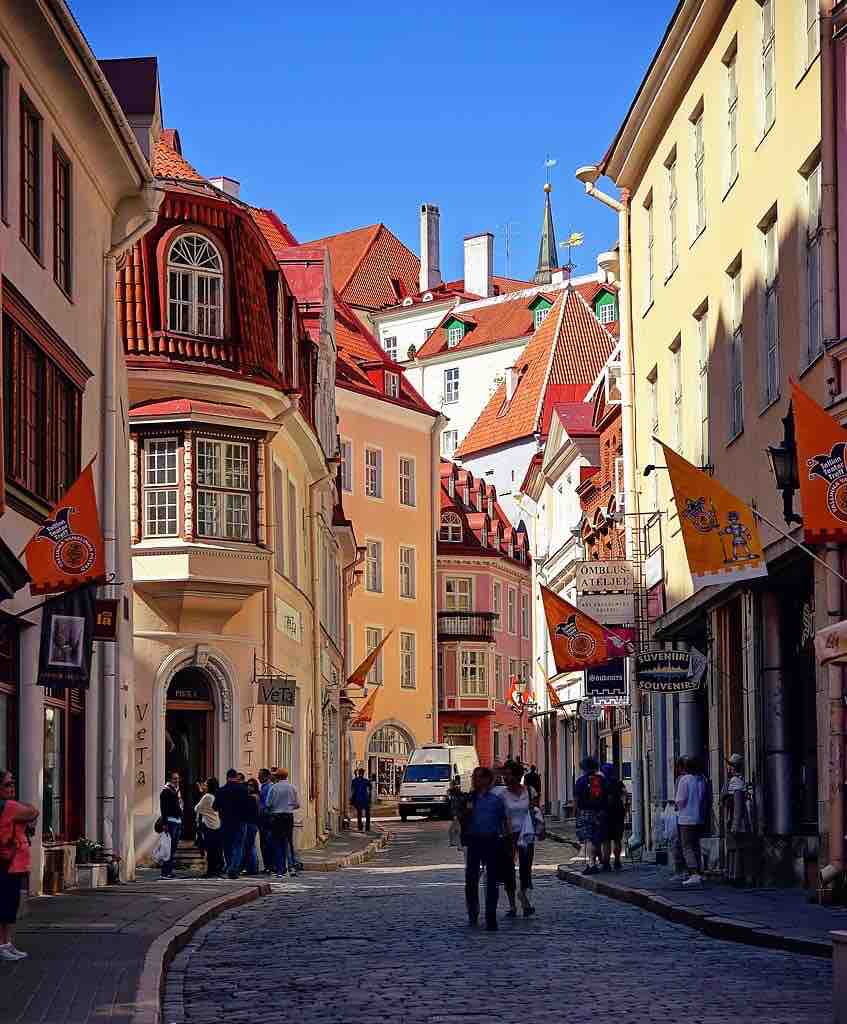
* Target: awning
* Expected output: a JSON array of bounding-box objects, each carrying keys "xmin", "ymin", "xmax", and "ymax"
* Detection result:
[{"xmin": 815, "ymin": 621, "xmax": 847, "ymax": 666}]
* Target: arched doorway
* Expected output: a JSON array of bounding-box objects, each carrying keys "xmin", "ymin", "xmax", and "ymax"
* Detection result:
[
  {"xmin": 367, "ymin": 725, "xmax": 414, "ymax": 800},
  {"xmin": 165, "ymin": 668, "xmax": 214, "ymax": 838}
]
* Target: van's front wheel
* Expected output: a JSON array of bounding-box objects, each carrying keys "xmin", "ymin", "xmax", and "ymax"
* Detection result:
[{"xmin": 399, "ymin": 810, "xmax": 408, "ymax": 822}]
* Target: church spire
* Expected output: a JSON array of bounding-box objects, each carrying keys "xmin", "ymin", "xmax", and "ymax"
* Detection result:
[{"xmin": 533, "ymin": 182, "xmax": 559, "ymax": 285}]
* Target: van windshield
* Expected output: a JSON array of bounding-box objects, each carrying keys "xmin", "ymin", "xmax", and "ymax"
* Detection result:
[{"xmin": 404, "ymin": 764, "xmax": 451, "ymax": 783}]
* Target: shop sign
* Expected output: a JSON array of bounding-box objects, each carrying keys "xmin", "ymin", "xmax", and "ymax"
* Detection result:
[
  {"xmin": 644, "ymin": 547, "xmax": 664, "ymax": 589},
  {"xmin": 585, "ymin": 658, "xmax": 627, "ymax": 702},
  {"xmin": 37, "ymin": 584, "xmax": 96, "ymax": 688},
  {"xmin": 575, "ymin": 560, "xmax": 634, "ymax": 594},
  {"xmin": 93, "ymin": 599, "xmax": 119, "ymax": 642},
  {"xmin": 636, "ymin": 649, "xmax": 707, "ymax": 692},
  {"xmin": 578, "ymin": 699, "xmax": 601, "ymax": 721},
  {"xmin": 576, "ymin": 590, "xmax": 635, "ymax": 625},
  {"xmin": 256, "ymin": 675, "xmax": 296, "ymax": 706}
]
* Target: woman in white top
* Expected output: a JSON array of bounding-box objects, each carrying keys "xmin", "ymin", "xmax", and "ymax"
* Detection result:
[
  {"xmin": 194, "ymin": 777, "xmax": 223, "ymax": 878},
  {"xmin": 495, "ymin": 760, "xmax": 537, "ymax": 918}
]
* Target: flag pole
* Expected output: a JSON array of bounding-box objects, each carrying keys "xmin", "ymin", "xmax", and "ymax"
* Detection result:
[{"xmin": 751, "ymin": 506, "xmax": 847, "ymax": 586}]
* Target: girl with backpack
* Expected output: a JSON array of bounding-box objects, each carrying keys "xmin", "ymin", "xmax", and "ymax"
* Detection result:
[
  {"xmin": 574, "ymin": 757, "xmax": 608, "ymax": 875},
  {"xmin": 0, "ymin": 769, "xmax": 39, "ymax": 960},
  {"xmin": 601, "ymin": 763, "xmax": 626, "ymax": 871}
]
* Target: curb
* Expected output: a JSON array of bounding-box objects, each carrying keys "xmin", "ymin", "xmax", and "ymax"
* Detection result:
[
  {"xmin": 546, "ymin": 829, "xmax": 579, "ymax": 849},
  {"xmin": 300, "ymin": 829, "xmax": 390, "ymax": 871},
  {"xmin": 131, "ymin": 882, "xmax": 271, "ymax": 1024},
  {"xmin": 556, "ymin": 865, "xmax": 832, "ymax": 959}
]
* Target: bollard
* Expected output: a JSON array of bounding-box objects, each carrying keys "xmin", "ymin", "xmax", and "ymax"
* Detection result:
[{"xmin": 832, "ymin": 931, "xmax": 847, "ymax": 1023}]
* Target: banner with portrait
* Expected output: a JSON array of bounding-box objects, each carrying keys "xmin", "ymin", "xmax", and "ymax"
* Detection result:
[{"xmin": 37, "ymin": 584, "xmax": 96, "ymax": 688}]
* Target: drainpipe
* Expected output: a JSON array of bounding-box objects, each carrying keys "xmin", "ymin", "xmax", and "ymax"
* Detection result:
[
  {"xmin": 308, "ymin": 469, "xmax": 332, "ymax": 837},
  {"xmin": 576, "ymin": 168, "xmax": 644, "ymax": 849},
  {"xmin": 102, "ymin": 185, "xmax": 162, "ymax": 874},
  {"xmin": 430, "ymin": 413, "xmax": 448, "ymax": 742}
]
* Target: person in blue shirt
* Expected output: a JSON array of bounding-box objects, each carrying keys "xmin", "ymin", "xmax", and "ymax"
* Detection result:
[
  {"xmin": 350, "ymin": 768, "xmax": 372, "ymax": 832},
  {"xmin": 462, "ymin": 766, "xmax": 507, "ymax": 931},
  {"xmin": 258, "ymin": 768, "xmax": 273, "ymax": 873}
]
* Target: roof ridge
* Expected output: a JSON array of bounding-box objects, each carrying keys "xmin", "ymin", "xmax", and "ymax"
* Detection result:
[{"xmin": 530, "ymin": 291, "xmax": 569, "ymax": 435}]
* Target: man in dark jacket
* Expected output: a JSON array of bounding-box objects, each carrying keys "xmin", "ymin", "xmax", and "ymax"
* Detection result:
[
  {"xmin": 524, "ymin": 765, "xmax": 542, "ymax": 799},
  {"xmin": 350, "ymin": 769, "xmax": 372, "ymax": 833},
  {"xmin": 213, "ymin": 769, "xmax": 253, "ymax": 878},
  {"xmin": 159, "ymin": 772, "xmax": 183, "ymax": 879}
]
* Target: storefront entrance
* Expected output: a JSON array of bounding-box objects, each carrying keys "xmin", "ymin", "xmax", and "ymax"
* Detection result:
[
  {"xmin": 165, "ymin": 668, "xmax": 214, "ymax": 838},
  {"xmin": 367, "ymin": 725, "xmax": 413, "ymax": 799}
]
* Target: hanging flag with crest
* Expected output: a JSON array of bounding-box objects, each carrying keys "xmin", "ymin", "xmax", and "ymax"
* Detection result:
[
  {"xmin": 791, "ymin": 380, "xmax": 847, "ymax": 544},
  {"xmin": 541, "ymin": 585, "xmax": 634, "ymax": 674},
  {"xmin": 349, "ymin": 686, "xmax": 379, "ymax": 731},
  {"xmin": 660, "ymin": 442, "xmax": 767, "ymax": 590},
  {"xmin": 346, "ymin": 630, "xmax": 393, "ymax": 688},
  {"xmin": 23, "ymin": 461, "xmax": 106, "ymax": 596}
]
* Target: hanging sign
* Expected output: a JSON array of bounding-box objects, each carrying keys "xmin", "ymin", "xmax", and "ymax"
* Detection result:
[
  {"xmin": 575, "ymin": 560, "xmax": 634, "ymax": 594},
  {"xmin": 585, "ymin": 659, "xmax": 627, "ymax": 702},
  {"xmin": 578, "ymin": 699, "xmax": 601, "ymax": 721},
  {"xmin": 636, "ymin": 648, "xmax": 707, "ymax": 692},
  {"xmin": 256, "ymin": 675, "xmax": 296, "ymax": 706},
  {"xmin": 93, "ymin": 599, "xmax": 119, "ymax": 642},
  {"xmin": 37, "ymin": 584, "xmax": 96, "ymax": 688},
  {"xmin": 576, "ymin": 591, "xmax": 636, "ymax": 625}
]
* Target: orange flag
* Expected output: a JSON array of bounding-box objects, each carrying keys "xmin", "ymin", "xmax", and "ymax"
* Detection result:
[
  {"xmin": 350, "ymin": 686, "xmax": 379, "ymax": 728},
  {"xmin": 346, "ymin": 630, "xmax": 393, "ymax": 688},
  {"xmin": 23, "ymin": 461, "xmax": 106, "ymax": 596},
  {"xmin": 791, "ymin": 380, "xmax": 847, "ymax": 543},
  {"xmin": 660, "ymin": 442, "xmax": 767, "ymax": 591},
  {"xmin": 541, "ymin": 585, "xmax": 631, "ymax": 674}
]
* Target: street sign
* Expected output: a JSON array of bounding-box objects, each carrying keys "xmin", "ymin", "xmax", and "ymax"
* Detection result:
[
  {"xmin": 575, "ymin": 560, "xmax": 634, "ymax": 594},
  {"xmin": 256, "ymin": 675, "xmax": 296, "ymax": 706},
  {"xmin": 576, "ymin": 590, "xmax": 635, "ymax": 624},
  {"xmin": 636, "ymin": 649, "xmax": 707, "ymax": 693}
]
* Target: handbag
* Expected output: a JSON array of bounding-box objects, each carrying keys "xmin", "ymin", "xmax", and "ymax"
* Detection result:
[
  {"xmin": 531, "ymin": 806, "xmax": 547, "ymax": 842},
  {"xmin": 151, "ymin": 831, "xmax": 172, "ymax": 865},
  {"xmin": 153, "ymin": 817, "xmax": 165, "ymax": 834}
]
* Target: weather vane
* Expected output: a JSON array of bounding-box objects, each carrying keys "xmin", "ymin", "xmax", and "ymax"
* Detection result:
[
  {"xmin": 544, "ymin": 155, "xmax": 557, "ymax": 190},
  {"xmin": 559, "ymin": 231, "xmax": 584, "ymax": 273}
]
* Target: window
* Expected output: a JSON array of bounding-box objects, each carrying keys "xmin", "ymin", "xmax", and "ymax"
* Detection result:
[
  {"xmin": 692, "ymin": 108, "xmax": 706, "ymax": 236},
  {"xmin": 447, "ymin": 324, "xmax": 463, "ymax": 348},
  {"xmin": 365, "ymin": 539, "xmax": 383, "ymax": 593},
  {"xmin": 400, "ymin": 632, "xmax": 416, "ymax": 689},
  {"xmin": 385, "ymin": 371, "xmax": 399, "ymax": 398},
  {"xmin": 762, "ymin": 217, "xmax": 780, "ymax": 406},
  {"xmin": 143, "ymin": 438, "xmax": 179, "ymax": 537},
  {"xmin": 648, "ymin": 368, "xmax": 659, "ymax": 507},
  {"xmin": 728, "ymin": 263, "xmax": 744, "ymax": 438},
  {"xmin": 442, "ymin": 429, "xmax": 458, "ymax": 456},
  {"xmin": 20, "ymin": 94, "xmax": 41, "ymax": 257},
  {"xmin": 670, "ymin": 336, "xmax": 682, "ymax": 454},
  {"xmin": 509, "ymin": 657, "xmax": 519, "ymax": 683},
  {"xmin": 460, "ymin": 651, "xmax": 487, "ymax": 696},
  {"xmin": 0, "ymin": 62, "xmax": 7, "ymax": 221},
  {"xmin": 195, "ymin": 438, "xmax": 251, "ymax": 540},
  {"xmin": 761, "ymin": 0, "xmax": 776, "ymax": 134},
  {"xmin": 364, "ymin": 447, "xmax": 382, "ymax": 498},
  {"xmin": 666, "ymin": 152, "xmax": 678, "ymax": 275},
  {"xmin": 507, "ymin": 588, "xmax": 517, "ymax": 634},
  {"xmin": 399, "ymin": 545, "xmax": 416, "ymax": 598},
  {"xmin": 273, "ymin": 726, "xmax": 293, "ymax": 775},
  {"xmin": 805, "ymin": 0, "xmax": 821, "ymax": 67},
  {"xmin": 444, "ymin": 367, "xmax": 460, "ymax": 404},
  {"xmin": 365, "ymin": 627, "xmax": 383, "ymax": 684},
  {"xmin": 3, "ymin": 313, "xmax": 81, "ymax": 507},
  {"xmin": 439, "ymin": 511, "xmax": 463, "ymax": 542},
  {"xmin": 696, "ymin": 307, "xmax": 710, "ymax": 468},
  {"xmin": 167, "ymin": 233, "xmax": 224, "ymax": 338},
  {"xmin": 644, "ymin": 192, "xmax": 654, "ymax": 308},
  {"xmin": 399, "ymin": 456, "xmax": 416, "ymax": 506},
  {"xmin": 287, "ymin": 477, "xmax": 299, "ymax": 586},
  {"xmin": 384, "ymin": 335, "xmax": 397, "ymax": 361},
  {"xmin": 533, "ymin": 306, "xmax": 550, "ymax": 329},
  {"xmin": 493, "ymin": 581, "xmax": 502, "ymax": 628},
  {"xmin": 273, "ymin": 465, "xmax": 285, "ymax": 574},
  {"xmin": 437, "ymin": 650, "xmax": 444, "ymax": 698},
  {"xmin": 445, "ymin": 577, "xmax": 472, "ymax": 611},
  {"xmin": 725, "ymin": 47, "xmax": 739, "ymax": 187},
  {"xmin": 52, "ymin": 146, "xmax": 71, "ymax": 294},
  {"xmin": 806, "ymin": 164, "xmax": 823, "ymax": 365},
  {"xmin": 493, "ymin": 730, "xmax": 501, "ymax": 761},
  {"xmin": 495, "ymin": 655, "xmax": 505, "ymax": 701},
  {"xmin": 597, "ymin": 299, "xmax": 617, "ymax": 325},
  {"xmin": 340, "ymin": 439, "xmax": 352, "ymax": 493},
  {"xmin": 520, "ymin": 593, "xmax": 529, "ymax": 638}
]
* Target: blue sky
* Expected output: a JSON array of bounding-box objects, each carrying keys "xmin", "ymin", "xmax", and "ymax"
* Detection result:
[{"xmin": 72, "ymin": 1, "xmax": 676, "ymax": 282}]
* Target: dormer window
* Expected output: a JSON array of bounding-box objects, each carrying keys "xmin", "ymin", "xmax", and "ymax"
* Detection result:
[
  {"xmin": 167, "ymin": 233, "xmax": 224, "ymax": 338},
  {"xmin": 481, "ymin": 523, "xmax": 488, "ymax": 547},
  {"xmin": 533, "ymin": 306, "xmax": 550, "ymax": 330},
  {"xmin": 447, "ymin": 324, "xmax": 464, "ymax": 348},
  {"xmin": 596, "ymin": 295, "xmax": 618, "ymax": 325},
  {"xmin": 439, "ymin": 511, "xmax": 462, "ymax": 542},
  {"xmin": 385, "ymin": 371, "xmax": 400, "ymax": 398}
]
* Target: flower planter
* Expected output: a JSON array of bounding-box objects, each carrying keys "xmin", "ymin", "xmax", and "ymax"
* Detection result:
[{"xmin": 75, "ymin": 863, "xmax": 108, "ymax": 889}]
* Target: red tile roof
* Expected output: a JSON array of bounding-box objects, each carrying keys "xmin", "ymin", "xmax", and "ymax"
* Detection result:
[
  {"xmin": 249, "ymin": 208, "xmax": 299, "ymax": 254},
  {"xmin": 129, "ymin": 398, "xmax": 270, "ymax": 423},
  {"xmin": 549, "ymin": 401, "xmax": 598, "ymax": 437},
  {"xmin": 456, "ymin": 287, "xmax": 615, "ymax": 458},
  {"xmin": 151, "ymin": 130, "xmax": 205, "ymax": 181}
]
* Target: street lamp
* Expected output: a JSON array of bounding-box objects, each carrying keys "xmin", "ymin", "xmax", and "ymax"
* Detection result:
[{"xmin": 766, "ymin": 403, "xmax": 802, "ymax": 526}]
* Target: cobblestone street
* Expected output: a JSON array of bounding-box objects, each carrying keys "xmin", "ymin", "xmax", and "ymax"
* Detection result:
[{"xmin": 165, "ymin": 823, "xmax": 832, "ymax": 1024}]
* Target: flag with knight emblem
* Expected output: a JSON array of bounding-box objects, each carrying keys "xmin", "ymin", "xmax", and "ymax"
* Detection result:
[
  {"xmin": 541, "ymin": 585, "xmax": 634, "ymax": 674},
  {"xmin": 791, "ymin": 380, "xmax": 847, "ymax": 543},
  {"xmin": 23, "ymin": 461, "xmax": 105, "ymax": 595},
  {"xmin": 660, "ymin": 441, "xmax": 767, "ymax": 590}
]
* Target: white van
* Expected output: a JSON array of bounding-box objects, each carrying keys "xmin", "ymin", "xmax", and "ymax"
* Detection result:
[{"xmin": 398, "ymin": 744, "xmax": 479, "ymax": 821}]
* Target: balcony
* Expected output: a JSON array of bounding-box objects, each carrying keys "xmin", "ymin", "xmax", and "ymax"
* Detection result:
[
  {"xmin": 440, "ymin": 693, "xmax": 496, "ymax": 713},
  {"xmin": 437, "ymin": 611, "xmax": 498, "ymax": 643}
]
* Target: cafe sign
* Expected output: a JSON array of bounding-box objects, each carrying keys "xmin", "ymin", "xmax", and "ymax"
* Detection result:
[
  {"xmin": 256, "ymin": 675, "xmax": 297, "ymax": 706},
  {"xmin": 635, "ymin": 649, "xmax": 707, "ymax": 693}
]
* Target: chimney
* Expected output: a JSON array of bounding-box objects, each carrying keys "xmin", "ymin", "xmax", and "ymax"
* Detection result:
[
  {"xmin": 464, "ymin": 232, "xmax": 494, "ymax": 298},
  {"xmin": 210, "ymin": 176, "xmax": 240, "ymax": 199},
  {"xmin": 419, "ymin": 203, "xmax": 442, "ymax": 292}
]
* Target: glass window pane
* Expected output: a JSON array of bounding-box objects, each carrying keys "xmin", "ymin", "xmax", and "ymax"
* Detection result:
[
  {"xmin": 43, "ymin": 706, "xmax": 64, "ymax": 836},
  {"xmin": 225, "ymin": 443, "xmax": 250, "ymax": 489},
  {"xmin": 225, "ymin": 492, "xmax": 250, "ymax": 540},
  {"xmin": 196, "ymin": 439, "xmax": 220, "ymax": 487},
  {"xmin": 196, "ymin": 490, "xmax": 221, "ymax": 537}
]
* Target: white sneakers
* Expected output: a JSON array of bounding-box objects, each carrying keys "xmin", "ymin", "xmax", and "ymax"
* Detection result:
[
  {"xmin": 0, "ymin": 943, "xmax": 27, "ymax": 961},
  {"xmin": 681, "ymin": 873, "xmax": 703, "ymax": 887}
]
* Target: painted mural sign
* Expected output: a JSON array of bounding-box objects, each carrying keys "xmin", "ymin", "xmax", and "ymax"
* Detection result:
[{"xmin": 635, "ymin": 649, "xmax": 707, "ymax": 693}]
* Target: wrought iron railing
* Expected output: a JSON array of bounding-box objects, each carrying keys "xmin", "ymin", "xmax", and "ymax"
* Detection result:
[{"xmin": 437, "ymin": 611, "xmax": 498, "ymax": 643}]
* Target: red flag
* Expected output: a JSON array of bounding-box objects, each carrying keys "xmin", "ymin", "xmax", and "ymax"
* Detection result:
[
  {"xmin": 541, "ymin": 585, "xmax": 633, "ymax": 674},
  {"xmin": 346, "ymin": 630, "xmax": 393, "ymax": 688},
  {"xmin": 23, "ymin": 461, "xmax": 106, "ymax": 595},
  {"xmin": 792, "ymin": 380, "xmax": 847, "ymax": 543}
]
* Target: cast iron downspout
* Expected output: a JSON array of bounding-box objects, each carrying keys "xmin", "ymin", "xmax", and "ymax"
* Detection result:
[{"xmin": 309, "ymin": 470, "xmax": 332, "ymax": 837}]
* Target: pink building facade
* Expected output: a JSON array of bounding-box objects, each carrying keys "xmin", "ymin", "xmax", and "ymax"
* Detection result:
[{"xmin": 436, "ymin": 461, "xmax": 536, "ymax": 769}]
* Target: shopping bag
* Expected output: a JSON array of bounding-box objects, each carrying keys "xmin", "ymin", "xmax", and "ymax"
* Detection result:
[{"xmin": 151, "ymin": 831, "xmax": 172, "ymax": 865}]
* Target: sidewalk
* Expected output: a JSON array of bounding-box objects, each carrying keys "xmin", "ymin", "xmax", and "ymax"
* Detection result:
[
  {"xmin": 556, "ymin": 856, "xmax": 847, "ymax": 958},
  {"xmin": 1, "ymin": 829, "xmax": 388, "ymax": 1024}
]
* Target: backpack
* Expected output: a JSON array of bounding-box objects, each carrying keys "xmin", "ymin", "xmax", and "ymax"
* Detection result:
[{"xmin": 588, "ymin": 772, "xmax": 606, "ymax": 805}]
